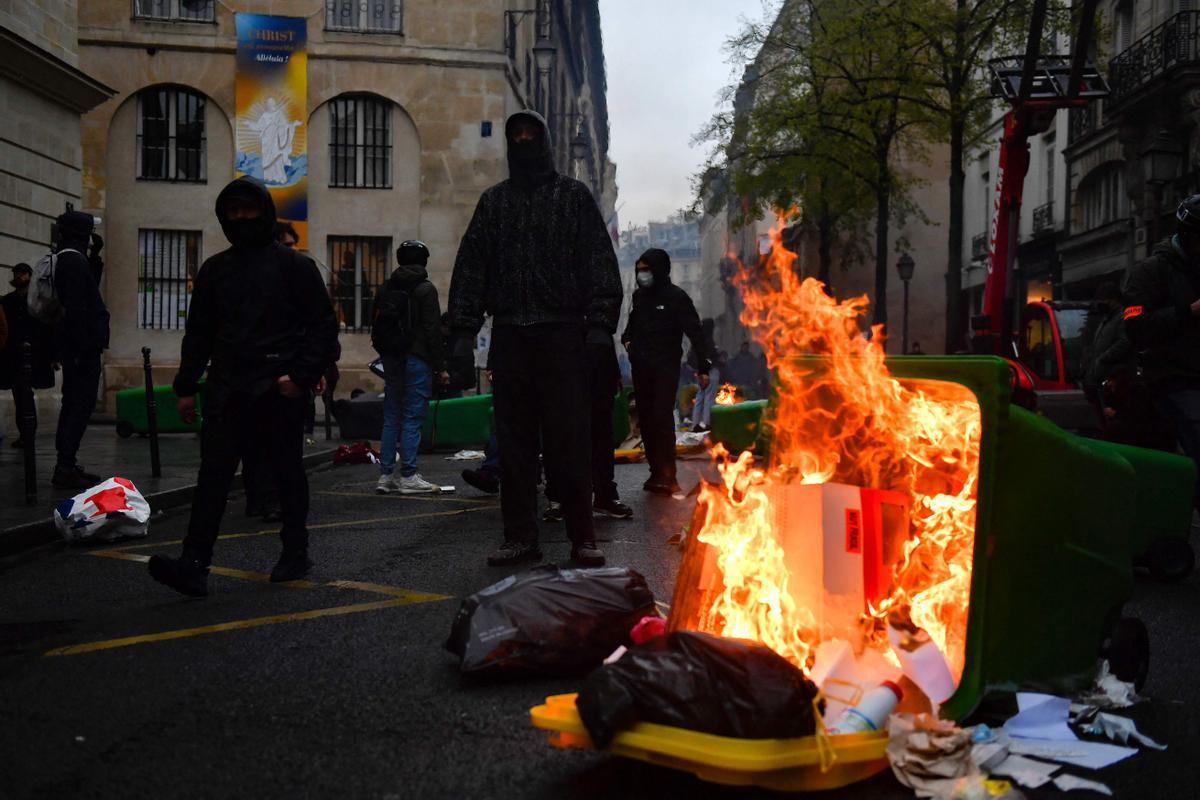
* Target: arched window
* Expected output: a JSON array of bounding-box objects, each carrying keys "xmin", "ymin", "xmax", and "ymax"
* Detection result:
[
  {"xmin": 329, "ymin": 95, "xmax": 392, "ymax": 188},
  {"xmin": 1073, "ymin": 163, "xmax": 1128, "ymax": 232},
  {"xmin": 136, "ymin": 87, "xmax": 207, "ymax": 182}
]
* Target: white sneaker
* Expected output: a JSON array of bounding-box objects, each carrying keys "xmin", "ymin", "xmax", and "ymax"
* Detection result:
[
  {"xmin": 398, "ymin": 473, "xmax": 439, "ymax": 494},
  {"xmin": 376, "ymin": 473, "xmax": 400, "ymax": 494}
]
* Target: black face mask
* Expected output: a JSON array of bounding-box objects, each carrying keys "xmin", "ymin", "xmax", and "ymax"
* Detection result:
[
  {"xmin": 509, "ymin": 139, "xmax": 543, "ymax": 168},
  {"xmin": 221, "ymin": 217, "xmax": 274, "ymax": 249}
]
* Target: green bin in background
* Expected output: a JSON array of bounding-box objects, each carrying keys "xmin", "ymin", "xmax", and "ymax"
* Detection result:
[{"xmin": 115, "ymin": 382, "xmax": 204, "ymax": 437}]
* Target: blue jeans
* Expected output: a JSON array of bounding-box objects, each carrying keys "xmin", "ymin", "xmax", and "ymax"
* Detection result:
[
  {"xmin": 1155, "ymin": 388, "xmax": 1200, "ymax": 506},
  {"xmin": 380, "ymin": 354, "xmax": 432, "ymax": 477},
  {"xmin": 693, "ymin": 366, "xmax": 720, "ymax": 426}
]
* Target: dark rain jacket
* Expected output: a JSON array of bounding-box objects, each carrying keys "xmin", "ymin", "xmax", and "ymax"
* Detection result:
[
  {"xmin": 0, "ymin": 289, "xmax": 55, "ymax": 389},
  {"xmin": 373, "ymin": 262, "xmax": 444, "ymax": 371},
  {"xmin": 1122, "ymin": 238, "xmax": 1200, "ymax": 388},
  {"xmin": 1083, "ymin": 305, "xmax": 1134, "ymax": 389},
  {"xmin": 52, "ymin": 211, "xmax": 110, "ymax": 358},
  {"xmin": 447, "ymin": 110, "xmax": 622, "ymax": 336},
  {"xmin": 174, "ymin": 177, "xmax": 339, "ymax": 411},
  {"xmin": 621, "ymin": 265, "xmax": 715, "ymax": 373}
]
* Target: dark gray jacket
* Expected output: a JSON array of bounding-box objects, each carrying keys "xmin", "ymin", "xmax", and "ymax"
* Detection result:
[
  {"xmin": 374, "ymin": 263, "xmax": 444, "ymax": 372},
  {"xmin": 1123, "ymin": 238, "xmax": 1200, "ymax": 387}
]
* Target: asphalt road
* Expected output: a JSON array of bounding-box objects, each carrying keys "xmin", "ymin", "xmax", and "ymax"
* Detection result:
[{"xmin": 1, "ymin": 455, "xmax": 1198, "ymax": 799}]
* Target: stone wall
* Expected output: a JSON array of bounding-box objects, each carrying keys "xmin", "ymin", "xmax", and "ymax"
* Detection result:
[{"xmin": 0, "ymin": 0, "xmax": 78, "ymax": 66}]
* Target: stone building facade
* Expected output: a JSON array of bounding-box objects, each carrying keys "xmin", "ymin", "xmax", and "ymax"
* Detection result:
[{"xmin": 76, "ymin": 0, "xmax": 614, "ymax": 407}]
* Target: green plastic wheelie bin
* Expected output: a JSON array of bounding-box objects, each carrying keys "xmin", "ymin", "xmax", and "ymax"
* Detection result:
[{"xmin": 115, "ymin": 382, "xmax": 204, "ymax": 437}]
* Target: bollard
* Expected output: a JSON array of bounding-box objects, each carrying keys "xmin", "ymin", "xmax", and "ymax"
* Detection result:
[
  {"xmin": 323, "ymin": 388, "xmax": 333, "ymax": 441},
  {"xmin": 141, "ymin": 346, "xmax": 162, "ymax": 478},
  {"xmin": 19, "ymin": 343, "xmax": 36, "ymax": 505}
]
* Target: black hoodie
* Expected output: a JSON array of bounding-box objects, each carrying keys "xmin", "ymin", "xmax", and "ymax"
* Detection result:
[
  {"xmin": 173, "ymin": 177, "xmax": 338, "ymax": 408},
  {"xmin": 1123, "ymin": 237, "xmax": 1200, "ymax": 388},
  {"xmin": 447, "ymin": 110, "xmax": 622, "ymax": 335},
  {"xmin": 52, "ymin": 211, "xmax": 109, "ymax": 357},
  {"xmin": 621, "ymin": 248, "xmax": 715, "ymax": 372},
  {"xmin": 373, "ymin": 261, "xmax": 444, "ymax": 371}
]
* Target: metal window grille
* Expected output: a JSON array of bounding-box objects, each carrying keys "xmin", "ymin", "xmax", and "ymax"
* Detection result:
[
  {"xmin": 138, "ymin": 229, "xmax": 201, "ymax": 330},
  {"xmin": 325, "ymin": 1, "xmax": 403, "ymax": 33},
  {"xmin": 137, "ymin": 88, "xmax": 207, "ymax": 182},
  {"xmin": 133, "ymin": 0, "xmax": 215, "ymax": 22},
  {"xmin": 1045, "ymin": 145, "xmax": 1055, "ymax": 205},
  {"xmin": 328, "ymin": 235, "xmax": 391, "ymax": 332},
  {"xmin": 329, "ymin": 96, "xmax": 392, "ymax": 188}
]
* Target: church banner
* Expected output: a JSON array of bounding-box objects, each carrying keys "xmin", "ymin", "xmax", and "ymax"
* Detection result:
[{"xmin": 235, "ymin": 14, "xmax": 308, "ymax": 246}]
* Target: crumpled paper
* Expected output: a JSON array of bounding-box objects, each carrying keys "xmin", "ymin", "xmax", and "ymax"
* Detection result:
[
  {"xmin": 444, "ymin": 450, "xmax": 485, "ymax": 461},
  {"xmin": 1053, "ymin": 774, "xmax": 1113, "ymax": 795},
  {"xmin": 1077, "ymin": 660, "xmax": 1141, "ymax": 709},
  {"xmin": 1082, "ymin": 712, "xmax": 1167, "ymax": 750},
  {"xmin": 888, "ymin": 713, "xmax": 979, "ymax": 798}
]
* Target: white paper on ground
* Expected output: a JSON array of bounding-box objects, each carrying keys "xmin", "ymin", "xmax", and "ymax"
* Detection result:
[
  {"xmin": 1007, "ymin": 739, "xmax": 1137, "ymax": 770},
  {"xmin": 1053, "ymin": 774, "xmax": 1114, "ymax": 795},
  {"xmin": 1004, "ymin": 693, "xmax": 1078, "ymax": 741},
  {"xmin": 988, "ymin": 753, "xmax": 1059, "ymax": 788},
  {"xmin": 445, "ymin": 450, "xmax": 485, "ymax": 461},
  {"xmin": 438, "ymin": 486, "xmax": 457, "ymax": 493},
  {"xmin": 1088, "ymin": 712, "xmax": 1167, "ymax": 751},
  {"xmin": 887, "ymin": 624, "xmax": 956, "ymax": 705}
]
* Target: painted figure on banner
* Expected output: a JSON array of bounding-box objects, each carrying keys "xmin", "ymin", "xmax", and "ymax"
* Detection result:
[{"xmin": 248, "ymin": 97, "xmax": 301, "ymax": 184}]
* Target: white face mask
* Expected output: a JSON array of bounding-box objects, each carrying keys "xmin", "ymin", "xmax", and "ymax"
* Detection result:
[{"xmin": 636, "ymin": 271, "xmax": 654, "ymax": 288}]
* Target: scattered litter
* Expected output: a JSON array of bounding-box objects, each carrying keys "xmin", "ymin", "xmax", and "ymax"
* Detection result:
[
  {"xmin": 675, "ymin": 431, "xmax": 706, "ymax": 448},
  {"xmin": 988, "ymin": 753, "xmax": 1058, "ymax": 789},
  {"xmin": 888, "ymin": 620, "xmax": 956, "ymax": 706},
  {"xmin": 1082, "ymin": 712, "xmax": 1166, "ymax": 750},
  {"xmin": 629, "ymin": 615, "xmax": 666, "ymax": 645},
  {"xmin": 1003, "ymin": 693, "xmax": 1077, "ymax": 741},
  {"xmin": 445, "ymin": 450, "xmax": 485, "ymax": 461},
  {"xmin": 603, "ymin": 645, "xmax": 627, "ymax": 665},
  {"xmin": 948, "ymin": 776, "xmax": 1025, "ymax": 799},
  {"xmin": 1052, "ymin": 774, "xmax": 1113, "ymax": 795},
  {"xmin": 444, "ymin": 565, "xmax": 655, "ymax": 676},
  {"xmin": 54, "ymin": 477, "xmax": 150, "ymax": 542},
  {"xmin": 887, "ymin": 713, "xmax": 978, "ymax": 799},
  {"xmin": 666, "ymin": 528, "xmax": 685, "ymax": 546},
  {"xmin": 437, "ymin": 485, "xmax": 456, "ymax": 493},
  {"xmin": 74, "ymin": 736, "xmax": 85, "ymax": 743},
  {"xmin": 831, "ymin": 681, "xmax": 902, "ymax": 733},
  {"xmin": 1005, "ymin": 739, "xmax": 1136, "ymax": 770},
  {"xmin": 810, "ymin": 638, "xmax": 902, "ymax": 725},
  {"xmin": 575, "ymin": 630, "xmax": 821, "ymax": 748},
  {"xmin": 1078, "ymin": 660, "xmax": 1141, "ymax": 709},
  {"xmin": 332, "ymin": 441, "xmax": 380, "ymax": 465}
]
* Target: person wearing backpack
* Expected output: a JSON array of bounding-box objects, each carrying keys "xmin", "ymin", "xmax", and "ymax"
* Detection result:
[
  {"xmin": 41, "ymin": 211, "xmax": 111, "ymax": 489},
  {"xmin": 372, "ymin": 240, "xmax": 448, "ymax": 494}
]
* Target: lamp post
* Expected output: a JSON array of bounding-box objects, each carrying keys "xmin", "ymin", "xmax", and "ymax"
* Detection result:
[
  {"xmin": 896, "ymin": 253, "xmax": 916, "ymax": 355},
  {"xmin": 1141, "ymin": 128, "xmax": 1183, "ymax": 255}
]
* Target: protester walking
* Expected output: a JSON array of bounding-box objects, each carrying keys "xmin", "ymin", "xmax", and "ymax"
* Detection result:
[
  {"xmin": 372, "ymin": 240, "xmax": 447, "ymax": 495},
  {"xmin": 622, "ymin": 248, "xmax": 715, "ymax": 495},
  {"xmin": 448, "ymin": 109, "xmax": 622, "ymax": 567},
  {"xmin": 0, "ymin": 264, "xmax": 55, "ymax": 448},
  {"xmin": 689, "ymin": 326, "xmax": 722, "ymax": 432},
  {"xmin": 1123, "ymin": 194, "xmax": 1200, "ymax": 507},
  {"xmin": 148, "ymin": 177, "xmax": 338, "ymax": 596},
  {"xmin": 48, "ymin": 212, "xmax": 110, "ymax": 489}
]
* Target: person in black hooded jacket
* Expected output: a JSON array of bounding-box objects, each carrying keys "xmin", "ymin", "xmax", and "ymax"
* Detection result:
[
  {"xmin": 622, "ymin": 248, "xmax": 716, "ymax": 494},
  {"xmin": 51, "ymin": 211, "xmax": 111, "ymax": 489},
  {"xmin": 148, "ymin": 177, "xmax": 338, "ymax": 596},
  {"xmin": 448, "ymin": 110, "xmax": 623, "ymax": 568}
]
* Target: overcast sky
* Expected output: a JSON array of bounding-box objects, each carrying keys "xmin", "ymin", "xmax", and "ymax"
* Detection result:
[{"xmin": 599, "ymin": 0, "xmax": 771, "ymax": 230}]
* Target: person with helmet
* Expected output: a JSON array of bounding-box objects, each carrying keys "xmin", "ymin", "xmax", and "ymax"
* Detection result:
[
  {"xmin": 621, "ymin": 248, "xmax": 716, "ymax": 495},
  {"xmin": 1123, "ymin": 194, "xmax": 1200, "ymax": 505},
  {"xmin": 148, "ymin": 176, "xmax": 338, "ymax": 596},
  {"xmin": 372, "ymin": 239, "xmax": 448, "ymax": 494},
  {"xmin": 448, "ymin": 109, "xmax": 623, "ymax": 567}
]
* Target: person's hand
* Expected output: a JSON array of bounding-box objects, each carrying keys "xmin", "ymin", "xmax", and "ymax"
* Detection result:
[
  {"xmin": 315, "ymin": 376, "xmax": 327, "ymax": 395},
  {"xmin": 1103, "ymin": 406, "xmax": 1117, "ymax": 420},
  {"xmin": 178, "ymin": 395, "xmax": 196, "ymax": 424},
  {"xmin": 277, "ymin": 374, "xmax": 303, "ymax": 399},
  {"xmin": 1191, "ymin": 298, "xmax": 1200, "ymax": 316},
  {"xmin": 699, "ymin": 373, "xmax": 711, "ymax": 389},
  {"xmin": 438, "ymin": 371, "xmax": 451, "ymax": 387}
]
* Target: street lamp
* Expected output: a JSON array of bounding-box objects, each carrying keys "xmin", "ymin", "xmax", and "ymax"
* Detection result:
[
  {"xmin": 532, "ymin": 35, "xmax": 556, "ymax": 116},
  {"xmin": 896, "ymin": 253, "xmax": 916, "ymax": 354},
  {"xmin": 1141, "ymin": 129, "xmax": 1183, "ymax": 253}
]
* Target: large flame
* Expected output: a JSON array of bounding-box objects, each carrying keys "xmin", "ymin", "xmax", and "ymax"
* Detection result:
[
  {"xmin": 693, "ymin": 215, "xmax": 981, "ymax": 684},
  {"xmin": 715, "ymin": 383, "xmax": 740, "ymax": 405}
]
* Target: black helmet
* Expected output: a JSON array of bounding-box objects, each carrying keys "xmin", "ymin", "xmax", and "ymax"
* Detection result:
[
  {"xmin": 396, "ymin": 239, "xmax": 430, "ymax": 266},
  {"xmin": 1176, "ymin": 195, "xmax": 1200, "ymax": 235}
]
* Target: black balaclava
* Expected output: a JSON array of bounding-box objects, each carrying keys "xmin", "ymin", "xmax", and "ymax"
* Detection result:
[
  {"xmin": 215, "ymin": 176, "xmax": 278, "ymax": 249},
  {"xmin": 637, "ymin": 248, "xmax": 672, "ymax": 290},
  {"xmin": 55, "ymin": 211, "xmax": 94, "ymax": 253},
  {"xmin": 505, "ymin": 110, "xmax": 555, "ymax": 187}
]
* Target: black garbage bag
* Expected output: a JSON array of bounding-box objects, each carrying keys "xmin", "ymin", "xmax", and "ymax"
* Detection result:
[
  {"xmin": 444, "ymin": 565, "xmax": 656, "ymax": 676},
  {"xmin": 576, "ymin": 630, "xmax": 822, "ymax": 748}
]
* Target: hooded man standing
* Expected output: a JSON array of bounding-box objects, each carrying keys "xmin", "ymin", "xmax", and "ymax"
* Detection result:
[
  {"xmin": 448, "ymin": 110, "xmax": 622, "ymax": 567},
  {"xmin": 148, "ymin": 177, "xmax": 338, "ymax": 595},
  {"xmin": 622, "ymin": 248, "xmax": 715, "ymax": 495},
  {"xmin": 51, "ymin": 211, "xmax": 111, "ymax": 489}
]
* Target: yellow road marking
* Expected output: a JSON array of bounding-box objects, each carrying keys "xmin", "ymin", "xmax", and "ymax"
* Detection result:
[
  {"xmin": 43, "ymin": 598, "xmax": 417, "ymax": 657},
  {"xmin": 325, "ymin": 580, "xmax": 449, "ymax": 602}
]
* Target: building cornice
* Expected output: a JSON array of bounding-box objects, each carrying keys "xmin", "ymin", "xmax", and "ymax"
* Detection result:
[{"xmin": 0, "ymin": 26, "xmax": 115, "ymax": 113}]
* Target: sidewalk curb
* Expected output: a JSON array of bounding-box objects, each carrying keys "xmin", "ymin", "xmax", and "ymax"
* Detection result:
[{"xmin": 0, "ymin": 448, "xmax": 338, "ymax": 559}]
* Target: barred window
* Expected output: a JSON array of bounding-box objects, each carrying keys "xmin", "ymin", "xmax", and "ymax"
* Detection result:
[
  {"xmin": 133, "ymin": 0, "xmax": 215, "ymax": 22},
  {"xmin": 325, "ymin": 1, "xmax": 402, "ymax": 33},
  {"xmin": 329, "ymin": 236, "xmax": 391, "ymax": 332},
  {"xmin": 138, "ymin": 229, "xmax": 201, "ymax": 330},
  {"xmin": 330, "ymin": 96, "xmax": 392, "ymax": 188},
  {"xmin": 137, "ymin": 88, "xmax": 207, "ymax": 182}
]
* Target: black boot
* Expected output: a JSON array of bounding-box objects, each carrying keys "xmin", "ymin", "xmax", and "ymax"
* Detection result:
[
  {"xmin": 270, "ymin": 550, "xmax": 313, "ymax": 583},
  {"xmin": 570, "ymin": 541, "xmax": 606, "ymax": 567},
  {"xmin": 461, "ymin": 468, "xmax": 500, "ymax": 494},
  {"xmin": 486, "ymin": 540, "xmax": 543, "ymax": 567},
  {"xmin": 148, "ymin": 553, "xmax": 209, "ymax": 597}
]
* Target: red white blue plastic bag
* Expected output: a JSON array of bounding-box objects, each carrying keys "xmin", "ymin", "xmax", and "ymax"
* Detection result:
[{"xmin": 54, "ymin": 476, "xmax": 151, "ymax": 542}]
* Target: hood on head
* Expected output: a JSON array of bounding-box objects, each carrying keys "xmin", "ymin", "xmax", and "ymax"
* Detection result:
[
  {"xmin": 215, "ymin": 176, "xmax": 278, "ymax": 249},
  {"xmin": 637, "ymin": 248, "xmax": 672, "ymax": 283},
  {"xmin": 56, "ymin": 211, "xmax": 94, "ymax": 251},
  {"xmin": 505, "ymin": 109, "xmax": 555, "ymax": 183},
  {"xmin": 389, "ymin": 262, "xmax": 429, "ymax": 286}
]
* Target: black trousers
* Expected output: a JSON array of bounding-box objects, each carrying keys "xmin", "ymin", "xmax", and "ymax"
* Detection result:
[
  {"xmin": 546, "ymin": 343, "xmax": 620, "ymax": 504},
  {"xmin": 631, "ymin": 359, "xmax": 678, "ymax": 483},
  {"xmin": 241, "ymin": 443, "xmax": 279, "ymax": 512},
  {"xmin": 492, "ymin": 324, "xmax": 593, "ymax": 546},
  {"xmin": 55, "ymin": 352, "xmax": 102, "ymax": 470},
  {"xmin": 183, "ymin": 389, "xmax": 309, "ymax": 565}
]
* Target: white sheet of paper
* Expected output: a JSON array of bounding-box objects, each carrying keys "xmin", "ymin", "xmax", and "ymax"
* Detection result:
[
  {"xmin": 989, "ymin": 753, "xmax": 1059, "ymax": 788},
  {"xmin": 1004, "ymin": 693, "xmax": 1078, "ymax": 741},
  {"xmin": 1007, "ymin": 739, "xmax": 1137, "ymax": 770},
  {"xmin": 1053, "ymin": 774, "xmax": 1114, "ymax": 795},
  {"xmin": 1093, "ymin": 713, "xmax": 1167, "ymax": 751}
]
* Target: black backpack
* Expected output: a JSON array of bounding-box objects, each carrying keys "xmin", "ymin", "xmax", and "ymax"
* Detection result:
[{"xmin": 371, "ymin": 283, "xmax": 412, "ymax": 356}]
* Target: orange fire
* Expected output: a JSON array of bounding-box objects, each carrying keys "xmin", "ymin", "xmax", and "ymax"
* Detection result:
[
  {"xmin": 691, "ymin": 216, "xmax": 981, "ymax": 687},
  {"xmin": 714, "ymin": 383, "xmax": 739, "ymax": 405}
]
